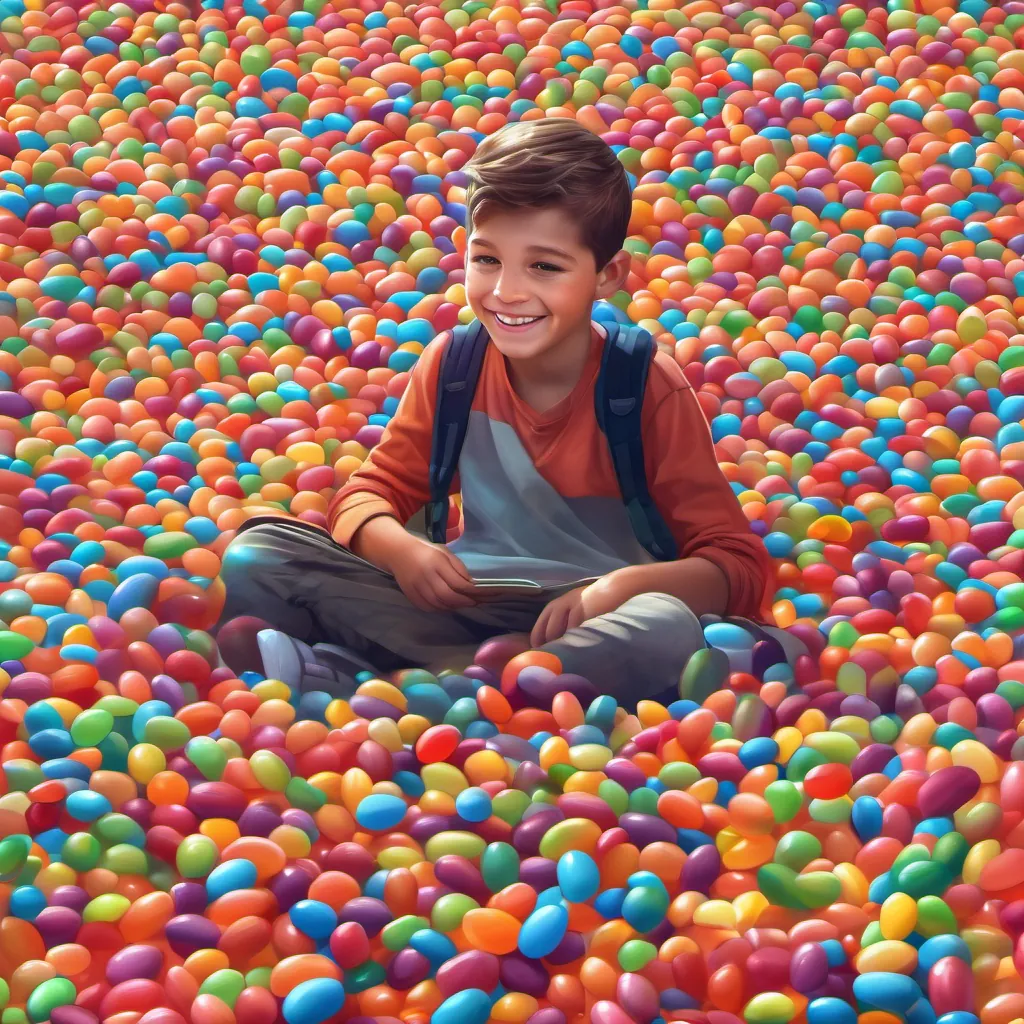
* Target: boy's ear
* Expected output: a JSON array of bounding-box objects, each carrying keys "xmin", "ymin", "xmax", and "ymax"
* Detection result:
[{"xmin": 595, "ymin": 248, "xmax": 631, "ymax": 298}]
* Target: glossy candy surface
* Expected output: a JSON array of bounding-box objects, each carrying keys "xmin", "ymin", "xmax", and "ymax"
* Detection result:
[{"xmin": 4, "ymin": 0, "xmax": 1024, "ymax": 1020}]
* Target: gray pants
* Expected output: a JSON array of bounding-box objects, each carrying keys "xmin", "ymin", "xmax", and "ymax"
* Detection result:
[{"xmin": 218, "ymin": 517, "xmax": 707, "ymax": 701}]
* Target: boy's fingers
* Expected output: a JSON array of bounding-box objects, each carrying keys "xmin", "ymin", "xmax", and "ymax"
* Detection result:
[
  {"xmin": 445, "ymin": 553, "xmax": 474, "ymax": 583},
  {"xmin": 530, "ymin": 608, "xmax": 549, "ymax": 647},
  {"xmin": 567, "ymin": 602, "xmax": 586, "ymax": 632},
  {"xmin": 430, "ymin": 577, "xmax": 477, "ymax": 609},
  {"xmin": 538, "ymin": 603, "xmax": 565, "ymax": 645},
  {"xmin": 549, "ymin": 607, "xmax": 571, "ymax": 644},
  {"xmin": 441, "ymin": 564, "xmax": 478, "ymax": 597},
  {"xmin": 455, "ymin": 562, "xmax": 475, "ymax": 584}
]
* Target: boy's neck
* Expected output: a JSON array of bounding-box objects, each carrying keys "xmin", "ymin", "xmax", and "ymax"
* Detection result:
[{"xmin": 503, "ymin": 318, "xmax": 596, "ymax": 414}]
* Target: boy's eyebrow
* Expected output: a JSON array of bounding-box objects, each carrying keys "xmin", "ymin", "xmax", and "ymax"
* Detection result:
[{"xmin": 470, "ymin": 236, "xmax": 576, "ymax": 262}]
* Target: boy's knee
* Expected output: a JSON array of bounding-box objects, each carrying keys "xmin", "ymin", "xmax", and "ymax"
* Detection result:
[
  {"xmin": 221, "ymin": 524, "xmax": 282, "ymax": 581},
  {"xmin": 619, "ymin": 591, "xmax": 706, "ymax": 653},
  {"xmin": 621, "ymin": 591, "xmax": 697, "ymax": 621}
]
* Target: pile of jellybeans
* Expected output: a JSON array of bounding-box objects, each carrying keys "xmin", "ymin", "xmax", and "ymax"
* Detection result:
[{"xmin": 4, "ymin": 0, "xmax": 1024, "ymax": 1020}]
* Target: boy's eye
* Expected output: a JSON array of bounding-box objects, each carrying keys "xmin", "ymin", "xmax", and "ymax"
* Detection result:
[{"xmin": 470, "ymin": 256, "xmax": 562, "ymax": 273}]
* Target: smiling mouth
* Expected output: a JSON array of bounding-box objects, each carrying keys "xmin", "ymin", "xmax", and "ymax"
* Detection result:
[{"xmin": 490, "ymin": 312, "xmax": 546, "ymax": 327}]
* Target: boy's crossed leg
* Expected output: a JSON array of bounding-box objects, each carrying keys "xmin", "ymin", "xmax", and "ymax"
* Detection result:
[{"xmin": 218, "ymin": 517, "xmax": 803, "ymax": 704}]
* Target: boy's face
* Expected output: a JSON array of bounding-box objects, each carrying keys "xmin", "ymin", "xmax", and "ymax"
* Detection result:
[{"xmin": 464, "ymin": 205, "xmax": 631, "ymax": 364}]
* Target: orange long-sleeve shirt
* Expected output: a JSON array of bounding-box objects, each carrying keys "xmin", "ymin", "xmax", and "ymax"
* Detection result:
[{"xmin": 328, "ymin": 323, "xmax": 770, "ymax": 618}]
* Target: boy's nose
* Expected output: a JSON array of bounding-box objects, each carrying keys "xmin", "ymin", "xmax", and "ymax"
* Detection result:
[{"xmin": 493, "ymin": 272, "xmax": 530, "ymax": 303}]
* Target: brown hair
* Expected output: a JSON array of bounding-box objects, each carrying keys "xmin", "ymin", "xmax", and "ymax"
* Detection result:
[{"xmin": 463, "ymin": 117, "xmax": 631, "ymax": 271}]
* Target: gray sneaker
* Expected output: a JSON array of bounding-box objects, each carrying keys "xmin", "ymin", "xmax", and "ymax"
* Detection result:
[
  {"xmin": 257, "ymin": 629, "xmax": 312, "ymax": 688},
  {"xmin": 256, "ymin": 630, "xmax": 375, "ymax": 696}
]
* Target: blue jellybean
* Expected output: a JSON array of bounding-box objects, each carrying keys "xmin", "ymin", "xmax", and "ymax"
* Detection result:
[
  {"xmin": 282, "ymin": 978, "xmax": 345, "ymax": 1024},
  {"xmin": 852, "ymin": 973, "xmax": 922, "ymax": 1013},
  {"xmin": 431, "ymin": 989, "xmax": 492, "ymax": 1024},
  {"xmin": 65, "ymin": 790, "xmax": 111, "ymax": 822},
  {"xmin": 594, "ymin": 888, "xmax": 626, "ymax": 919},
  {"xmin": 206, "ymin": 859, "xmax": 258, "ymax": 901},
  {"xmin": 355, "ymin": 793, "xmax": 407, "ymax": 830},
  {"xmin": 807, "ymin": 998, "xmax": 856, "ymax": 1024},
  {"xmin": 557, "ymin": 851, "xmax": 600, "ymax": 903},
  {"xmin": 518, "ymin": 904, "xmax": 568, "ymax": 960},
  {"xmin": 9, "ymin": 885, "xmax": 46, "ymax": 920},
  {"xmin": 455, "ymin": 787, "xmax": 491, "ymax": 823},
  {"xmin": 289, "ymin": 900, "xmax": 337, "ymax": 941}
]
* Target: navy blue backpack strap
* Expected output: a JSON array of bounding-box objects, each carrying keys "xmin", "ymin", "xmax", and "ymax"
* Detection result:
[
  {"xmin": 595, "ymin": 324, "xmax": 679, "ymax": 562},
  {"xmin": 426, "ymin": 320, "xmax": 489, "ymax": 543}
]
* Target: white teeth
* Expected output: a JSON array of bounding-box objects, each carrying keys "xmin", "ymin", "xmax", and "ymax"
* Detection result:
[{"xmin": 494, "ymin": 313, "xmax": 543, "ymax": 326}]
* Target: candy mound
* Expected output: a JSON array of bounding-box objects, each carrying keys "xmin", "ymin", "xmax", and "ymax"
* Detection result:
[{"xmin": 4, "ymin": 0, "xmax": 1024, "ymax": 1021}]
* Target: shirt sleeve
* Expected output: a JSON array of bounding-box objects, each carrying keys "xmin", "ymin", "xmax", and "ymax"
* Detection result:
[
  {"xmin": 643, "ymin": 383, "xmax": 772, "ymax": 619},
  {"xmin": 326, "ymin": 332, "xmax": 450, "ymax": 548}
]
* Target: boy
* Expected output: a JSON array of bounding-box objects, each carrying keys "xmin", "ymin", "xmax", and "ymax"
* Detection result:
[{"xmin": 219, "ymin": 118, "xmax": 789, "ymax": 700}]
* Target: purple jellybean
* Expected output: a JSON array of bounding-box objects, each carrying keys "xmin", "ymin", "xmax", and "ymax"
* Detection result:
[
  {"xmin": 545, "ymin": 930, "xmax": 585, "ymax": 965},
  {"xmin": 120, "ymin": 798, "xmax": 154, "ymax": 830},
  {"xmin": 500, "ymin": 953, "xmax": 550, "ymax": 997},
  {"xmin": 164, "ymin": 914, "xmax": 221, "ymax": 957},
  {"xmin": 149, "ymin": 673, "xmax": 185, "ymax": 711},
  {"xmin": 170, "ymin": 882, "xmax": 207, "ymax": 916},
  {"xmin": 34, "ymin": 907, "xmax": 81, "ymax": 948},
  {"xmin": 338, "ymin": 897, "xmax": 392, "ymax": 937},
  {"xmin": 487, "ymin": 734, "xmax": 541, "ymax": 764},
  {"xmin": 519, "ymin": 857, "xmax": 558, "ymax": 893},
  {"xmin": 237, "ymin": 802, "xmax": 282, "ymax": 836},
  {"xmin": 917, "ymin": 766, "xmax": 981, "ymax": 819},
  {"xmin": 791, "ymin": 942, "xmax": 830, "ymax": 994},
  {"xmin": 617, "ymin": 972, "xmax": 660, "ymax": 1022},
  {"xmin": 386, "ymin": 948, "xmax": 431, "ymax": 990},
  {"xmin": 49, "ymin": 886, "xmax": 89, "ymax": 913},
  {"xmin": 186, "ymin": 781, "xmax": 247, "ymax": 819},
  {"xmin": 526, "ymin": 1012, "xmax": 567, "ymax": 1024},
  {"xmin": 281, "ymin": 808, "xmax": 317, "ymax": 838},
  {"xmin": 680, "ymin": 844, "xmax": 721, "ymax": 895},
  {"xmin": 269, "ymin": 866, "xmax": 312, "ymax": 910},
  {"xmin": 106, "ymin": 944, "xmax": 164, "ymax": 983},
  {"xmin": 512, "ymin": 808, "xmax": 564, "ymax": 858},
  {"xmin": 349, "ymin": 695, "xmax": 401, "ymax": 720},
  {"xmin": 603, "ymin": 758, "xmax": 648, "ymax": 792},
  {"xmin": 513, "ymin": 761, "xmax": 549, "ymax": 792},
  {"xmin": 434, "ymin": 855, "xmax": 490, "ymax": 904},
  {"xmin": 415, "ymin": 885, "xmax": 449, "ymax": 916},
  {"xmin": 850, "ymin": 743, "xmax": 896, "ymax": 780},
  {"xmin": 408, "ymin": 814, "xmax": 456, "ymax": 844},
  {"xmin": 618, "ymin": 812, "xmax": 677, "ymax": 847},
  {"xmin": 977, "ymin": 693, "xmax": 1014, "ymax": 732}
]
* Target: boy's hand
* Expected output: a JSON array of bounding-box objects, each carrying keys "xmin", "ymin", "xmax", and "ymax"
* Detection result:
[
  {"xmin": 393, "ymin": 537, "xmax": 480, "ymax": 612},
  {"xmin": 530, "ymin": 577, "xmax": 624, "ymax": 646}
]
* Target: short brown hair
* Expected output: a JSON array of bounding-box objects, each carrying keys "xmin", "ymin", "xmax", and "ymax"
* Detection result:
[{"xmin": 463, "ymin": 118, "xmax": 631, "ymax": 271}]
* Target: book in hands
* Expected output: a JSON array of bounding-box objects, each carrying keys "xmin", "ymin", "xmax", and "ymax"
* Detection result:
[{"xmin": 471, "ymin": 578, "xmax": 542, "ymax": 590}]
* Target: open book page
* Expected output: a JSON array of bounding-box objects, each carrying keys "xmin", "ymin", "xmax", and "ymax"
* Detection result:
[{"xmin": 470, "ymin": 576, "xmax": 602, "ymax": 592}]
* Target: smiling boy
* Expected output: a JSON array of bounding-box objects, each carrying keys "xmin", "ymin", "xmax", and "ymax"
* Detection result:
[{"xmin": 219, "ymin": 118, "xmax": 790, "ymax": 700}]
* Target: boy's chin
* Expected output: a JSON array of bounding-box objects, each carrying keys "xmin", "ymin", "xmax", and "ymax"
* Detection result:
[
  {"xmin": 488, "ymin": 321, "xmax": 551, "ymax": 352},
  {"xmin": 489, "ymin": 332, "xmax": 551, "ymax": 360}
]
